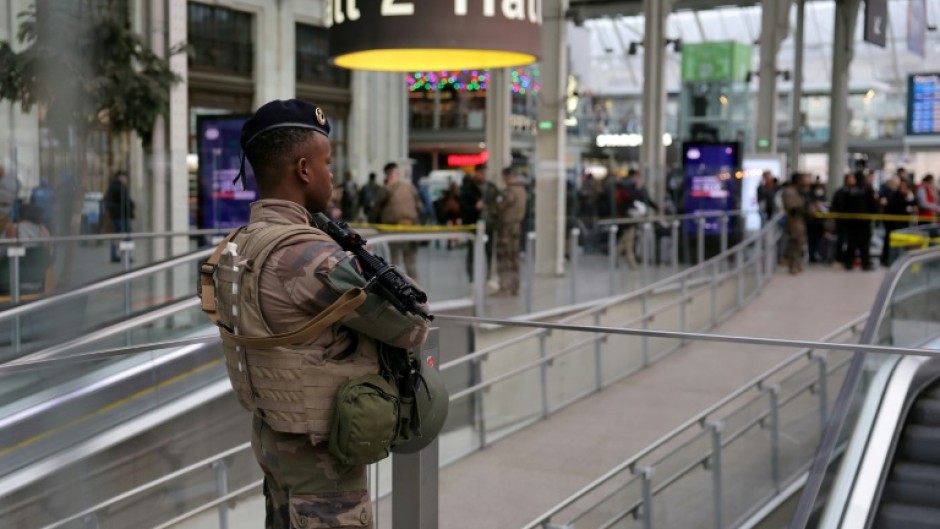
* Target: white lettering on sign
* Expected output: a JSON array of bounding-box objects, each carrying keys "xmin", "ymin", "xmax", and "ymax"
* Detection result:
[
  {"xmin": 528, "ymin": 0, "xmax": 541, "ymax": 24},
  {"xmin": 334, "ymin": 0, "xmax": 543, "ymax": 24},
  {"xmin": 334, "ymin": 0, "xmax": 344, "ymax": 24},
  {"xmin": 484, "ymin": 0, "xmax": 496, "ymax": 17},
  {"xmin": 347, "ymin": 0, "xmax": 361, "ymax": 21},
  {"xmin": 503, "ymin": 0, "xmax": 524, "ymax": 20},
  {"xmin": 382, "ymin": 0, "xmax": 415, "ymax": 16}
]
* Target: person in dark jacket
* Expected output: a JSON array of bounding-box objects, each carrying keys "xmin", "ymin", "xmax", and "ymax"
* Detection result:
[
  {"xmin": 843, "ymin": 171, "xmax": 879, "ymax": 270},
  {"xmin": 104, "ymin": 170, "xmax": 135, "ymax": 263},
  {"xmin": 882, "ymin": 178, "xmax": 917, "ymax": 267},
  {"xmin": 830, "ymin": 173, "xmax": 854, "ymax": 266},
  {"xmin": 459, "ymin": 163, "xmax": 499, "ymax": 279}
]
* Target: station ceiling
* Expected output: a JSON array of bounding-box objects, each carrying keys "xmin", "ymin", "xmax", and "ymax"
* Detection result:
[{"xmin": 574, "ymin": 0, "xmax": 940, "ymax": 94}]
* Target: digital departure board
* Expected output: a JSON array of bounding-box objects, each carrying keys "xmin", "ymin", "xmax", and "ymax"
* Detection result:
[{"xmin": 908, "ymin": 73, "xmax": 940, "ymax": 135}]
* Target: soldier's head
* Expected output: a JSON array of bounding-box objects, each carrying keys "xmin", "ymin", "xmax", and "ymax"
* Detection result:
[
  {"xmin": 384, "ymin": 162, "xmax": 400, "ymax": 185},
  {"xmin": 241, "ymin": 99, "xmax": 333, "ymax": 213},
  {"xmin": 501, "ymin": 166, "xmax": 513, "ymax": 183}
]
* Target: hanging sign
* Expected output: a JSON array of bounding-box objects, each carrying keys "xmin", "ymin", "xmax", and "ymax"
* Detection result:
[
  {"xmin": 864, "ymin": 0, "xmax": 888, "ymax": 47},
  {"xmin": 328, "ymin": 0, "xmax": 542, "ymax": 71}
]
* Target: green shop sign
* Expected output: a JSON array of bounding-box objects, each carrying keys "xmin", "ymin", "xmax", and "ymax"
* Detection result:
[{"xmin": 681, "ymin": 42, "xmax": 752, "ymax": 82}]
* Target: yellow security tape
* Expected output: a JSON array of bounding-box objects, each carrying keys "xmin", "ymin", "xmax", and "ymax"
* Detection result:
[
  {"xmin": 814, "ymin": 212, "xmax": 936, "ymax": 222},
  {"xmin": 346, "ymin": 223, "xmax": 478, "ymax": 232}
]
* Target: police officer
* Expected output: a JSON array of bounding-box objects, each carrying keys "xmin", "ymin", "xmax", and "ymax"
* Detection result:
[
  {"xmin": 495, "ymin": 167, "xmax": 528, "ymax": 296},
  {"xmin": 203, "ymin": 99, "xmax": 428, "ymax": 529}
]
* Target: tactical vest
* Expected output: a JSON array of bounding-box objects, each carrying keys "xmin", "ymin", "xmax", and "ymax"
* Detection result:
[{"xmin": 199, "ymin": 221, "xmax": 379, "ymax": 443}]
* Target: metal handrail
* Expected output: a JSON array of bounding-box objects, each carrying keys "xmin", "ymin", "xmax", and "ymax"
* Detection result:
[
  {"xmin": 441, "ymin": 215, "xmax": 777, "ymax": 372},
  {"xmin": 0, "ymin": 227, "xmax": 232, "ymax": 246},
  {"xmin": 518, "ymin": 313, "xmax": 870, "ymax": 529},
  {"xmin": 595, "ymin": 209, "xmax": 748, "ymax": 227},
  {"xmin": 0, "ymin": 247, "xmax": 215, "ymax": 324}
]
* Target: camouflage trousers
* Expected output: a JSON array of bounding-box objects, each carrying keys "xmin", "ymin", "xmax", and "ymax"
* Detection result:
[
  {"xmin": 785, "ymin": 216, "xmax": 806, "ymax": 273},
  {"xmin": 496, "ymin": 223, "xmax": 521, "ymax": 294},
  {"xmin": 252, "ymin": 415, "xmax": 373, "ymax": 529}
]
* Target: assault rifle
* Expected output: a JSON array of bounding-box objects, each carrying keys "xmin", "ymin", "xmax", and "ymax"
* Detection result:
[{"xmin": 312, "ymin": 213, "xmax": 433, "ymax": 321}]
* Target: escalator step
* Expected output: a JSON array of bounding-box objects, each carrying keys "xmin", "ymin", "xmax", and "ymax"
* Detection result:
[
  {"xmin": 875, "ymin": 503, "xmax": 940, "ymax": 529},
  {"xmin": 911, "ymin": 399, "xmax": 940, "ymax": 427},
  {"xmin": 883, "ymin": 462, "xmax": 940, "ymax": 506},
  {"xmin": 898, "ymin": 426, "xmax": 940, "ymax": 465}
]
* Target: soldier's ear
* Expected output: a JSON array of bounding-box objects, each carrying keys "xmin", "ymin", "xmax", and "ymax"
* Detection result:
[{"xmin": 296, "ymin": 157, "xmax": 310, "ymax": 183}]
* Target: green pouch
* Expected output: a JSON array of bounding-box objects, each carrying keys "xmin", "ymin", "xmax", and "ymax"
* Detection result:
[{"xmin": 328, "ymin": 374, "xmax": 400, "ymax": 466}]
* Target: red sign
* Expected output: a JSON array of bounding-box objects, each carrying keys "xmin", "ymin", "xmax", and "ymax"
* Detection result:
[{"xmin": 447, "ymin": 151, "xmax": 489, "ymax": 167}]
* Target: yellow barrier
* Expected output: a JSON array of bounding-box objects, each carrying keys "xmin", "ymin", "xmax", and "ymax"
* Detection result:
[
  {"xmin": 813, "ymin": 212, "xmax": 935, "ymax": 223},
  {"xmin": 347, "ymin": 222, "xmax": 477, "ymax": 232},
  {"xmin": 889, "ymin": 232, "xmax": 931, "ymax": 249}
]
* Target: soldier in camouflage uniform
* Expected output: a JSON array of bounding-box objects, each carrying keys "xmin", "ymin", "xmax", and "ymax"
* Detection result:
[
  {"xmin": 208, "ymin": 99, "xmax": 428, "ymax": 529},
  {"xmin": 781, "ymin": 172, "xmax": 812, "ymax": 275},
  {"xmin": 495, "ymin": 168, "xmax": 528, "ymax": 296}
]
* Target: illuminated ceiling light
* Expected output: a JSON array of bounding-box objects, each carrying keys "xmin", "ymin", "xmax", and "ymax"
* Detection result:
[
  {"xmin": 329, "ymin": 2, "xmax": 541, "ymax": 72},
  {"xmin": 719, "ymin": 95, "xmax": 729, "ymax": 106}
]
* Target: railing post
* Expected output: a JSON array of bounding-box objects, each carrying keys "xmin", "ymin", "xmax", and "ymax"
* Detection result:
[
  {"xmin": 697, "ymin": 216, "xmax": 706, "ymax": 265},
  {"xmin": 121, "ymin": 240, "xmax": 135, "ymax": 321},
  {"xmin": 735, "ymin": 249, "xmax": 744, "ymax": 311},
  {"xmin": 671, "ymin": 220, "xmax": 680, "ymax": 276},
  {"xmin": 708, "ymin": 421, "xmax": 724, "ymax": 529},
  {"xmin": 755, "ymin": 235, "xmax": 764, "ymax": 293},
  {"xmin": 594, "ymin": 311, "xmax": 604, "ymax": 391},
  {"xmin": 8, "ymin": 246, "xmax": 24, "ymax": 352},
  {"xmin": 636, "ymin": 466, "xmax": 655, "ymax": 529},
  {"xmin": 815, "ymin": 353, "xmax": 829, "ymax": 428},
  {"xmin": 719, "ymin": 216, "xmax": 729, "ymax": 266},
  {"xmin": 608, "ymin": 225, "xmax": 619, "ymax": 293},
  {"xmin": 764, "ymin": 385, "xmax": 781, "ymax": 491},
  {"xmin": 569, "ymin": 228, "xmax": 580, "ymax": 303},
  {"xmin": 211, "ymin": 460, "xmax": 229, "ymax": 529},
  {"xmin": 710, "ymin": 261, "xmax": 718, "ymax": 327},
  {"xmin": 539, "ymin": 332, "xmax": 550, "ymax": 417},
  {"xmin": 473, "ymin": 356, "xmax": 487, "ymax": 449},
  {"xmin": 642, "ymin": 222, "xmax": 653, "ymax": 284},
  {"xmin": 473, "ymin": 222, "xmax": 487, "ymax": 316},
  {"xmin": 680, "ymin": 274, "xmax": 688, "ymax": 346},
  {"xmin": 525, "ymin": 231, "xmax": 536, "ymax": 313},
  {"xmin": 640, "ymin": 294, "xmax": 650, "ymax": 367},
  {"xmin": 393, "ymin": 328, "xmax": 441, "ymax": 529}
]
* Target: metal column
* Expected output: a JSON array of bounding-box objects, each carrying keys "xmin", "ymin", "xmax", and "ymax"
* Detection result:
[
  {"xmin": 641, "ymin": 0, "xmax": 673, "ymax": 205},
  {"xmin": 827, "ymin": 0, "xmax": 862, "ymax": 197},
  {"xmin": 789, "ymin": 0, "xmax": 806, "ymax": 173},
  {"xmin": 756, "ymin": 0, "xmax": 793, "ymax": 153}
]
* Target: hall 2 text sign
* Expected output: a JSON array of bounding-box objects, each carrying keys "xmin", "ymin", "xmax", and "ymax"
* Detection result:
[{"xmin": 329, "ymin": 0, "xmax": 543, "ymax": 25}]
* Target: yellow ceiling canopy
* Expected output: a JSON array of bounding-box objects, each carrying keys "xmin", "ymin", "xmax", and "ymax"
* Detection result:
[{"xmin": 328, "ymin": 1, "xmax": 542, "ymax": 72}]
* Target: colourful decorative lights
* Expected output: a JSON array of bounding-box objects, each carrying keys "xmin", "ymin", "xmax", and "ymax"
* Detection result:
[{"xmin": 406, "ymin": 67, "xmax": 540, "ymax": 94}]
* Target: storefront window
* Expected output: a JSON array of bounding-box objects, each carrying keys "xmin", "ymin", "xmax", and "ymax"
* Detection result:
[
  {"xmin": 296, "ymin": 24, "xmax": 350, "ymax": 87},
  {"xmin": 187, "ymin": 3, "xmax": 253, "ymax": 76}
]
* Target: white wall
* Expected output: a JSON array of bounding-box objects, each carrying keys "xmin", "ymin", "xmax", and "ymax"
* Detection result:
[{"xmin": 0, "ymin": 0, "xmax": 41, "ymax": 195}]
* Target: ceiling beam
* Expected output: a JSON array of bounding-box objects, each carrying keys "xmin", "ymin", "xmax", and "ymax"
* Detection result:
[{"xmin": 569, "ymin": 0, "xmax": 760, "ymax": 20}]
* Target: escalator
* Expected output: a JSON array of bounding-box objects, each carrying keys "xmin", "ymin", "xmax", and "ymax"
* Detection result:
[
  {"xmin": 872, "ymin": 373, "xmax": 940, "ymax": 528},
  {"xmin": 788, "ymin": 247, "xmax": 940, "ymax": 529}
]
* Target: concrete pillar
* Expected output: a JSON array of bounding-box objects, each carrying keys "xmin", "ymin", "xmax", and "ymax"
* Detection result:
[
  {"xmin": 827, "ymin": 0, "xmax": 861, "ymax": 195},
  {"xmin": 254, "ymin": 1, "xmax": 295, "ymax": 106},
  {"xmin": 640, "ymin": 0, "xmax": 672, "ymax": 205},
  {"xmin": 348, "ymin": 71, "xmax": 408, "ymax": 184},
  {"xmin": 485, "ymin": 68, "xmax": 512, "ymax": 179},
  {"xmin": 0, "ymin": 0, "xmax": 40, "ymax": 192},
  {"xmin": 789, "ymin": 0, "xmax": 805, "ymax": 173},
  {"xmin": 756, "ymin": 0, "xmax": 792, "ymax": 154},
  {"xmin": 535, "ymin": 0, "xmax": 567, "ymax": 275}
]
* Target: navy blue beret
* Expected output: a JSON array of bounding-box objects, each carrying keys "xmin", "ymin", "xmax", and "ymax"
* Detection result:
[{"xmin": 240, "ymin": 99, "xmax": 331, "ymax": 150}]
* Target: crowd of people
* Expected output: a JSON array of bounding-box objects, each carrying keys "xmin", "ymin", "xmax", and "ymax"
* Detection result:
[
  {"xmin": 329, "ymin": 162, "xmax": 529, "ymax": 296},
  {"xmin": 767, "ymin": 167, "xmax": 929, "ymax": 275}
]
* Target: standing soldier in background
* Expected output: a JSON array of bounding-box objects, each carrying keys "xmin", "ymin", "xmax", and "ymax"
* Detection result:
[
  {"xmin": 359, "ymin": 172, "xmax": 381, "ymax": 223},
  {"xmin": 781, "ymin": 172, "xmax": 811, "ymax": 275},
  {"xmin": 200, "ymin": 99, "xmax": 428, "ymax": 529},
  {"xmin": 495, "ymin": 167, "xmax": 528, "ymax": 296},
  {"xmin": 377, "ymin": 162, "xmax": 422, "ymax": 280},
  {"xmin": 460, "ymin": 163, "xmax": 499, "ymax": 280}
]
